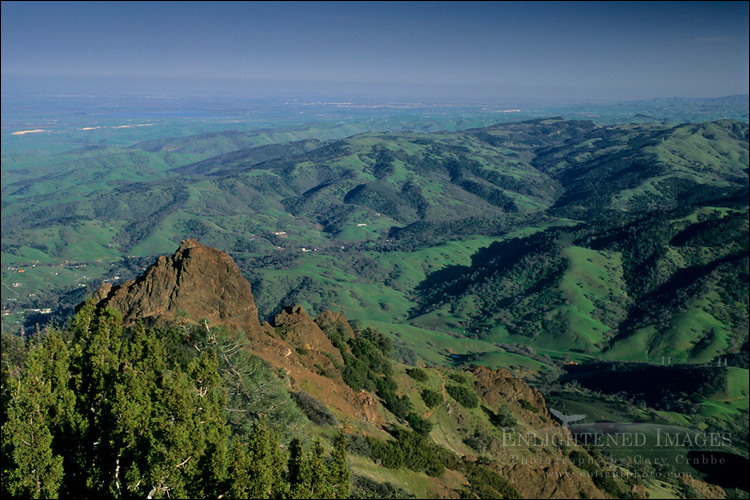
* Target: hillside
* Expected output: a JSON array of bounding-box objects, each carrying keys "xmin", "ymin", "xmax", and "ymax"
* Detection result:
[
  {"xmin": 6, "ymin": 239, "xmax": 736, "ymax": 498},
  {"xmin": 2, "ymin": 118, "xmax": 747, "ymax": 373}
]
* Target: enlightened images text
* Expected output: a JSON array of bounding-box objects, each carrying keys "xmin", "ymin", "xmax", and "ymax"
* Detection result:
[{"xmin": 500, "ymin": 429, "xmax": 733, "ymax": 449}]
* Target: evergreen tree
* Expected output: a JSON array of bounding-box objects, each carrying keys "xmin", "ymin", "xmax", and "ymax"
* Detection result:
[
  {"xmin": 329, "ymin": 429, "xmax": 350, "ymax": 499},
  {"xmin": 231, "ymin": 415, "xmax": 287, "ymax": 499},
  {"xmin": 0, "ymin": 303, "xmax": 352, "ymax": 499},
  {"xmin": 288, "ymin": 437, "xmax": 311, "ymax": 499},
  {"xmin": 3, "ymin": 333, "xmax": 67, "ymax": 498},
  {"xmin": 308, "ymin": 439, "xmax": 332, "ymax": 499}
]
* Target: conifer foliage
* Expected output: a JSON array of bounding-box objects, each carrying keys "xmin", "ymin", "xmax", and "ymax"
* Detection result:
[{"xmin": 1, "ymin": 302, "xmax": 350, "ymax": 499}]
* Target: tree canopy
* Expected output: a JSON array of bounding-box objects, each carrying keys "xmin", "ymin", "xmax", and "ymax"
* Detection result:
[{"xmin": 1, "ymin": 302, "xmax": 350, "ymax": 499}]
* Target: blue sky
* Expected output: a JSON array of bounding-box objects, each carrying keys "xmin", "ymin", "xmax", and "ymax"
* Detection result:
[{"xmin": 1, "ymin": 1, "xmax": 748, "ymax": 101}]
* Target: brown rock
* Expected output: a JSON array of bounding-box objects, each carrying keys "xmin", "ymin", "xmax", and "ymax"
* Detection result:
[
  {"xmin": 496, "ymin": 461, "xmax": 604, "ymax": 499},
  {"xmin": 89, "ymin": 239, "xmax": 263, "ymax": 335},
  {"xmin": 469, "ymin": 365, "xmax": 551, "ymax": 420},
  {"xmin": 681, "ymin": 475, "xmax": 727, "ymax": 499},
  {"xmin": 315, "ymin": 310, "xmax": 356, "ymax": 340},
  {"xmin": 273, "ymin": 305, "xmax": 344, "ymax": 365},
  {"xmin": 85, "ymin": 239, "xmax": 386, "ymax": 428}
]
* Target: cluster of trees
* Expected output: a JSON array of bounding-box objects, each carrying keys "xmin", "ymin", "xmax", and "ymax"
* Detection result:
[
  {"xmin": 459, "ymin": 460, "xmax": 522, "ymax": 499},
  {"xmin": 412, "ymin": 228, "xmax": 570, "ymax": 339},
  {"xmin": 561, "ymin": 361, "xmax": 729, "ymax": 413},
  {"xmin": 420, "ymin": 389, "xmax": 444, "ymax": 409},
  {"xmin": 365, "ymin": 427, "xmax": 446, "ymax": 477},
  {"xmin": 445, "ymin": 384, "xmax": 479, "ymax": 409},
  {"xmin": 404, "ymin": 203, "xmax": 747, "ymax": 357},
  {"xmin": 368, "ymin": 146, "xmax": 396, "ymax": 180},
  {"xmin": 348, "ymin": 425, "xmax": 521, "ymax": 500},
  {"xmin": 1, "ymin": 302, "xmax": 351, "ymax": 499},
  {"xmin": 326, "ymin": 325, "xmax": 430, "ymax": 433},
  {"xmin": 567, "ymin": 449, "xmax": 634, "ymax": 499}
]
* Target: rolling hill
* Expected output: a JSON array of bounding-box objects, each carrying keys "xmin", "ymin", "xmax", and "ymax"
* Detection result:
[{"xmin": 1, "ymin": 118, "xmax": 747, "ymax": 370}]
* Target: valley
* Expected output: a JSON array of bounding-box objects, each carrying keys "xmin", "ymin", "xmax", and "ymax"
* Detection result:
[{"xmin": 2, "ymin": 94, "xmax": 748, "ymax": 498}]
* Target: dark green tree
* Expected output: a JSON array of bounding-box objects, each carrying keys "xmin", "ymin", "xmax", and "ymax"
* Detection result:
[
  {"xmin": 2, "ymin": 335, "xmax": 66, "ymax": 498},
  {"xmin": 288, "ymin": 437, "xmax": 312, "ymax": 499},
  {"xmin": 329, "ymin": 429, "xmax": 350, "ymax": 499},
  {"xmin": 244, "ymin": 416, "xmax": 287, "ymax": 498},
  {"xmin": 1, "ymin": 302, "xmax": 352, "ymax": 499},
  {"xmin": 308, "ymin": 439, "xmax": 332, "ymax": 499}
]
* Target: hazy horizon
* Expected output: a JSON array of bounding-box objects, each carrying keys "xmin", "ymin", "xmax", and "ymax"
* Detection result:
[{"xmin": 2, "ymin": 1, "xmax": 749, "ymax": 103}]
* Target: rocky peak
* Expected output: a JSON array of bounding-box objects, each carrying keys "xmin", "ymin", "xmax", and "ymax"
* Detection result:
[
  {"xmin": 469, "ymin": 365, "xmax": 551, "ymax": 421},
  {"xmin": 90, "ymin": 239, "xmax": 262, "ymax": 335},
  {"xmin": 272, "ymin": 305, "xmax": 344, "ymax": 365},
  {"xmin": 314, "ymin": 310, "xmax": 356, "ymax": 340},
  {"xmin": 86, "ymin": 240, "xmax": 381, "ymax": 424}
]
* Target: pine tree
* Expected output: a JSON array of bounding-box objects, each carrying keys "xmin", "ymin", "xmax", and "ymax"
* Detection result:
[
  {"xmin": 329, "ymin": 429, "xmax": 350, "ymax": 499},
  {"xmin": 288, "ymin": 437, "xmax": 311, "ymax": 499},
  {"xmin": 1, "ymin": 303, "xmax": 354, "ymax": 499},
  {"xmin": 308, "ymin": 439, "xmax": 333, "ymax": 499},
  {"xmin": 244, "ymin": 416, "xmax": 287, "ymax": 498},
  {"xmin": 226, "ymin": 437, "xmax": 253, "ymax": 498},
  {"xmin": 3, "ymin": 334, "xmax": 66, "ymax": 498}
]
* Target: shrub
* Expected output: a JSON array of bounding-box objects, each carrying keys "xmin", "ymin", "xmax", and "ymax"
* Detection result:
[
  {"xmin": 447, "ymin": 372, "xmax": 468, "ymax": 384},
  {"xmin": 342, "ymin": 359, "xmax": 375, "ymax": 392},
  {"xmin": 483, "ymin": 405, "xmax": 517, "ymax": 428},
  {"xmin": 290, "ymin": 391, "xmax": 338, "ymax": 427},
  {"xmin": 406, "ymin": 412, "xmax": 433, "ymax": 435},
  {"xmin": 431, "ymin": 445, "xmax": 463, "ymax": 470},
  {"xmin": 350, "ymin": 475, "xmax": 415, "ymax": 499},
  {"xmin": 406, "ymin": 367, "xmax": 429, "ymax": 382},
  {"xmin": 314, "ymin": 363, "xmax": 335, "ymax": 379},
  {"xmin": 519, "ymin": 399, "xmax": 539, "ymax": 413},
  {"xmin": 375, "ymin": 376, "xmax": 399, "ymax": 394},
  {"xmin": 380, "ymin": 390, "xmax": 413, "ymax": 421},
  {"xmin": 386, "ymin": 427, "xmax": 445, "ymax": 477},
  {"xmin": 346, "ymin": 434, "xmax": 372, "ymax": 457},
  {"xmin": 367, "ymin": 428, "xmax": 447, "ymax": 477},
  {"xmin": 420, "ymin": 388, "xmax": 444, "ymax": 409},
  {"xmin": 366, "ymin": 437, "xmax": 404, "ymax": 468},
  {"xmin": 463, "ymin": 429, "xmax": 493, "ymax": 453},
  {"xmin": 462, "ymin": 462, "xmax": 521, "ymax": 499},
  {"xmin": 446, "ymin": 384, "xmax": 479, "ymax": 409}
]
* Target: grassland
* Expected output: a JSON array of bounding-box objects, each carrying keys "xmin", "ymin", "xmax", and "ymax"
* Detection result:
[{"xmin": 2, "ymin": 103, "xmax": 747, "ymax": 388}]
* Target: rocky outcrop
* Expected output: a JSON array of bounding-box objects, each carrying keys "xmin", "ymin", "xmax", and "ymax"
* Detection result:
[
  {"xmin": 314, "ymin": 310, "xmax": 356, "ymax": 340},
  {"xmin": 469, "ymin": 365, "xmax": 550, "ymax": 421},
  {"xmin": 89, "ymin": 239, "xmax": 263, "ymax": 335},
  {"xmin": 273, "ymin": 305, "xmax": 344, "ymax": 365},
  {"xmin": 87, "ymin": 240, "xmax": 383, "ymax": 426},
  {"xmin": 496, "ymin": 461, "xmax": 604, "ymax": 499},
  {"xmin": 682, "ymin": 475, "xmax": 727, "ymax": 499},
  {"xmin": 81, "ymin": 239, "xmax": 723, "ymax": 498}
]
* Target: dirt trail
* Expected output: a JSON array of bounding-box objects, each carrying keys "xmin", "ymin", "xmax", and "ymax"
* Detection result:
[
  {"xmin": 423, "ymin": 369, "xmax": 464, "ymax": 456},
  {"xmin": 424, "ymin": 369, "xmax": 448, "ymax": 420}
]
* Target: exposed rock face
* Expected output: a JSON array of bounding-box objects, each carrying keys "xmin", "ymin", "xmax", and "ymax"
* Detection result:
[
  {"xmin": 88, "ymin": 240, "xmax": 383, "ymax": 426},
  {"xmin": 273, "ymin": 305, "xmax": 344, "ymax": 365},
  {"xmin": 496, "ymin": 462, "xmax": 604, "ymax": 499},
  {"xmin": 469, "ymin": 365, "xmax": 551, "ymax": 421},
  {"xmin": 90, "ymin": 239, "xmax": 263, "ymax": 335},
  {"xmin": 314, "ymin": 310, "xmax": 356, "ymax": 340},
  {"xmin": 682, "ymin": 475, "xmax": 727, "ymax": 499}
]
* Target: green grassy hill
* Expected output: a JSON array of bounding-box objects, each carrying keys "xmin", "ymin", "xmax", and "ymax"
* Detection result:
[{"xmin": 2, "ymin": 118, "xmax": 747, "ymax": 372}]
